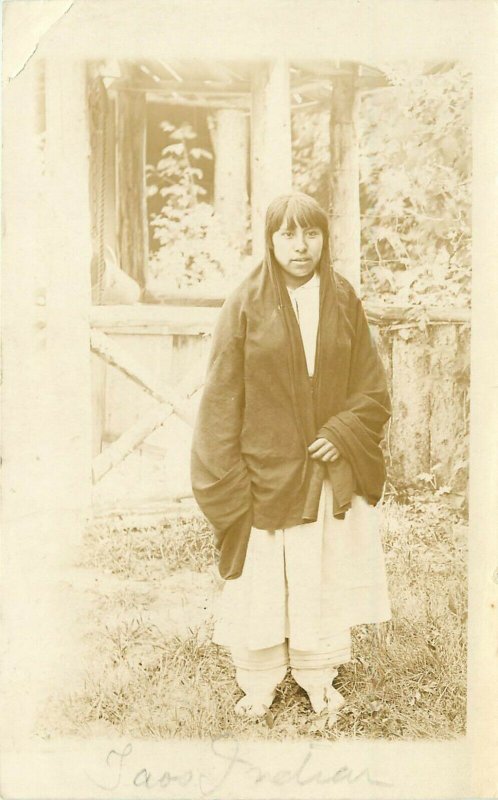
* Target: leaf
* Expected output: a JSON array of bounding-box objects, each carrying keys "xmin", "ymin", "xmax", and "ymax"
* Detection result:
[
  {"xmin": 190, "ymin": 148, "xmax": 213, "ymax": 160},
  {"xmin": 160, "ymin": 121, "xmax": 176, "ymax": 133},
  {"xmin": 161, "ymin": 143, "xmax": 184, "ymax": 156}
]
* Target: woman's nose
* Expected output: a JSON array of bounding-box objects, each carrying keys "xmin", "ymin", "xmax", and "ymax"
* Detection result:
[{"xmin": 294, "ymin": 233, "xmax": 307, "ymax": 251}]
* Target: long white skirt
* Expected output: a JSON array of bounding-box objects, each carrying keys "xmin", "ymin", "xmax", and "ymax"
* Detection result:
[{"xmin": 212, "ymin": 481, "xmax": 391, "ymax": 652}]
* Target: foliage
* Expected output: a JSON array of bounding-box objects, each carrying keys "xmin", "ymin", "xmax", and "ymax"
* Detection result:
[
  {"xmin": 292, "ymin": 63, "xmax": 472, "ymax": 307},
  {"xmin": 291, "ymin": 110, "xmax": 330, "ymax": 210},
  {"xmin": 146, "ymin": 122, "xmax": 249, "ymax": 293},
  {"xmin": 360, "ymin": 64, "xmax": 471, "ymax": 306}
]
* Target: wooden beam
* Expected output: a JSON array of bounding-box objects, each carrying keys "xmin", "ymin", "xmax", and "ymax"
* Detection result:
[
  {"xmin": 110, "ymin": 77, "xmax": 250, "ymax": 94},
  {"xmin": 90, "ymin": 303, "xmax": 220, "ymax": 335},
  {"xmin": 145, "ymin": 92, "xmax": 250, "ymax": 110},
  {"xmin": 2, "ymin": 57, "xmax": 94, "ymax": 738},
  {"xmin": 251, "ymin": 60, "xmax": 292, "ymax": 262},
  {"xmin": 91, "ymin": 340, "xmax": 204, "ymax": 482},
  {"xmin": 89, "ymin": 300, "xmax": 470, "ymax": 333},
  {"xmin": 92, "ymin": 402, "xmax": 174, "ymax": 482},
  {"xmin": 90, "ymin": 330, "xmax": 195, "ymax": 426},
  {"xmin": 116, "ymin": 83, "xmax": 149, "ymax": 287},
  {"xmin": 213, "ymin": 108, "xmax": 248, "ymax": 249},
  {"xmin": 329, "ymin": 68, "xmax": 361, "ymax": 292}
]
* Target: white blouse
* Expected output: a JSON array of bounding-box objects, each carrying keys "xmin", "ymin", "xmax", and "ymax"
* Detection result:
[{"xmin": 287, "ymin": 272, "xmax": 320, "ymax": 377}]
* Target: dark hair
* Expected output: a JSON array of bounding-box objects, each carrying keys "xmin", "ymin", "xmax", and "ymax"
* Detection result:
[{"xmin": 264, "ymin": 192, "xmax": 330, "ymax": 253}]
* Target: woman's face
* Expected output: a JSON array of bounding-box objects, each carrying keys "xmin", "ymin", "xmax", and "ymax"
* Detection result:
[{"xmin": 271, "ymin": 220, "xmax": 324, "ymax": 289}]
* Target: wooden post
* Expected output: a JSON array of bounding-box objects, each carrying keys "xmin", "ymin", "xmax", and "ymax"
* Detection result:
[
  {"xmin": 390, "ymin": 330, "xmax": 430, "ymax": 483},
  {"xmin": 213, "ymin": 108, "xmax": 248, "ymax": 248},
  {"xmin": 250, "ymin": 60, "xmax": 292, "ymax": 262},
  {"xmin": 2, "ymin": 58, "xmax": 93, "ymax": 739},
  {"xmin": 429, "ymin": 325, "xmax": 468, "ymax": 487},
  {"xmin": 116, "ymin": 80, "xmax": 148, "ymax": 287},
  {"xmin": 329, "ymin": 67, "xmax": 361, "ymax": 292}
]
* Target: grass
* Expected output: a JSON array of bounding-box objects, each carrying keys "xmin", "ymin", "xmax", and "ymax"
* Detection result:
[
  {"xmin": 42, "ymin": 494, "xmax": 467, "ymax": 741},
  {"xmin": 81, "ymin": 513, "xmax": 216, "ymax": 580}
]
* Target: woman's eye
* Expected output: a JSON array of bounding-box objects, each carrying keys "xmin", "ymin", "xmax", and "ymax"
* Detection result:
[{"xmin": 306, "ymin": 230, "xmax": 320, "ymax": 238}]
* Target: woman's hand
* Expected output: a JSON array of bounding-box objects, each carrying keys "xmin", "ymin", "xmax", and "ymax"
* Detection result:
[{"xmin": 308, "ymin": 437, "xmax": 341, "ymax": 463}]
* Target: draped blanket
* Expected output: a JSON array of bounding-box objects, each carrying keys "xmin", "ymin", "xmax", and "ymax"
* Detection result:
[{"xmin": 191, "ymin": 253, "xmax": 391, "ymax": 579}]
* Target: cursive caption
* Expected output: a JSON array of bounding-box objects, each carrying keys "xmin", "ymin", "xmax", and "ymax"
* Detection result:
[{"xmin": 87, "ymin": 739, "xmax": 392, "ymax": 795}]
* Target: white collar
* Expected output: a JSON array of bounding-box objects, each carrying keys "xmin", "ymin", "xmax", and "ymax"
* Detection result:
[{"xmin": 287, "ymin": 272, "xmax": 320, "ymax": 295}]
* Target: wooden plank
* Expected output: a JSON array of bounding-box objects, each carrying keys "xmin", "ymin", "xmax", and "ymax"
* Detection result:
[
  {"xmin": 90, "ymin": 301, "xmax": 471, "ymax": 332},
  {"xmin": 251, "ymin": 60, "xmax": 292, "ymax": 261},
  {"xmin": 116, "ymin": 77, "xmax": 148, "ymax": 286},
  {"xmin": 90, "ymin": 329, "xmax": 193, "ymax": 425},
  {"xmin": 91, "ymin": 351, "xmax": 107, "ymax": 456},
  {"xmin": 429, "ymin": 325, "xmax": 468, "ymax": 486},
  {"xmin": 102, "ymin": 332, "xmax": 170, "ymax": 441},
  {"xmin": 390, "ymin": 330, "xmax": 431, "ymax": 482},
  {"xmin": 366, "ymin": 304, "xmax": 470, "ymax": 325},
  {"xmin": 213, "ymin": 108, "xmax": 248, "ymax": 249},
  {"xmin": 329, "ymin": 67, "xmax": 361, "ymax": 292},
  {"xmin": 170, "ymin": 334, "xmax": 211, "ymax": 386},
  {"xmin": 2, "ymin": 57, "xmax": 93, "ymax": 737},
  {"xmin": 93, "ymin": 348, "xmax": 206, "ymax": 482},
  {"xmin": 90, "ymin": 303, "xmax": 220, "ymax": 333},
  {"xmin": 93, "ymin": 402, "xmax": 174, "ymax": 483}
]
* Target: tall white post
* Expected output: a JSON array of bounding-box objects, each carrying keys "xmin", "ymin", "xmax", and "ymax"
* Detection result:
[
  {"xmin": 250, "ymin": 60, "xmax": 292, "ymax": 262},
  {"xmin": 329, "ymin": 69, "xmax": 361, "ymax": 292},
  {"xmin": 213, "ymin": 108, "xmax": 249, "ymax": 249},
  {"xmin": 2, "ymin": 58, "xmax": 93, "ymax": 741}
]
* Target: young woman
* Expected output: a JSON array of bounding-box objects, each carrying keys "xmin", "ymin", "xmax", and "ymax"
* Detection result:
[{"xmin": 191, "ymin": 193, "xmax": 391, "ymax": 718}]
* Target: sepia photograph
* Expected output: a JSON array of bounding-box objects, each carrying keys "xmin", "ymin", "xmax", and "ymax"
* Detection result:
[{"xmin": 1, "ymin": 2, "xmax": 497, "ymax": 799}]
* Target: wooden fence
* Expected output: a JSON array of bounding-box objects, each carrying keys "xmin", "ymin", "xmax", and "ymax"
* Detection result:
[{"xmin": 90, "ymin": 302, "xmax": 470, "ymax": 510}]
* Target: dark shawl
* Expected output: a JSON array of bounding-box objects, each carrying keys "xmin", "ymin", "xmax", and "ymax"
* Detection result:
[{"xmin": 191, "ymin": 252, "xmax": 391, "ymax": 579}]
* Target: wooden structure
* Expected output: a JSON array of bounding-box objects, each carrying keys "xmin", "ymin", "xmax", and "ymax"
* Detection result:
[
  {"xmin": 92, "ymin": 59, "xmax": 391, "ymax": 294},
  {"xmin": 82, "ymin": 58, "xmax": 478, "ymax": 512},
  {"xmin": 89, "ymin": 302, "xmax": 470, "ymax": 512},
  {"xmin": 2, "ymin": 58, "xmax": 94, "ymax": 739}
]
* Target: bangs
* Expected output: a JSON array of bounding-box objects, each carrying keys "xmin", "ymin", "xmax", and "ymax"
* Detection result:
[{"xmin": 265, "ymin": 193, "xmax": 329, "ymax": 243}]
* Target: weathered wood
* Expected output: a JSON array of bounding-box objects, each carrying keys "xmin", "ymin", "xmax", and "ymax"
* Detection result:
[
  {"xmin": 92, "ymin": 351, "xmax": 205, "ymax": 482},
  {"xmin": 116, "ymin": 79, "xmax": 148, "ymax": 286},
  {"xmin": 90, "ymin": 303, "xmax": 470, "ymax": 488},
  {"xmin": 170, "ymin": 334, "xmax": 211, "ymax": 386},
  {"xmin": 251, "ymin": 60, "xmax": 292, "ymax": 261},
  {"xmin": 102, "ymin": 332, "xmax": 170, "ymax": 441},
  {"xmin": 429, "ymin": 325, "xmax": 467, "ymax": 485},
  {"xmin": 90, "ymin": 329, "xmax": 194, "ymax": 426},
  {"xmin": 90, "ymin": 303, "xmax": 219, "ymax": 334},
  {"xmin": 390, "ymin": 329, "xmax": 431, "ymax": 481},
  {"xmin": 3, "ymin": 57, "xmax": 94, "ymax": 738},
  {"xmin": 329, "ymin": 68, "xmax": 361, "ymax": 292},
  {"xmin": 213, "ymin": 108, "xmax": 248, "ymax": 248},
  {"xmin": 91, "ymin": 351, "xmax": 107, "ymax": 457},
  {"xmin": 366, "ymin": 304, "xmax": 470, "ymax": 325},
  {"xmin": 375, "ymin": 325, "xmax": 393, "ymax": 393},
  {"xmin": 90, "ymin": 301, "xmax": 470, "ymax": 337},
  {"xmin": 93, "ymin": 402, "xmax": 174, "ymax": 483}
]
